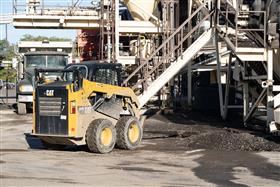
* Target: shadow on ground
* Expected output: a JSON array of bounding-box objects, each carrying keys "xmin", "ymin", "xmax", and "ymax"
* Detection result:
[
  {"xmin": 192, "ymin": 151, "xmax": 280, "ymax": 187},
  {"xmin": 24, "ymin": 133, "xmax": 89, "ymax": 152}
]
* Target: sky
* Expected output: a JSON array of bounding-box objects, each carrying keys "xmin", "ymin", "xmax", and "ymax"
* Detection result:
[{"xmin": 0, "ymin": 0, "xmax": 83, "ymax": 44}]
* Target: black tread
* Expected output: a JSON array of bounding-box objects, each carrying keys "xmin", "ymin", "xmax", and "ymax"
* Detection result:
[
  {"xmin": 116, "ymin": 116, "xmax": 143, "ymax": 150},
  {"xmin": 86, "ymin": 119, "xmax": 116, "ymax": 154}
]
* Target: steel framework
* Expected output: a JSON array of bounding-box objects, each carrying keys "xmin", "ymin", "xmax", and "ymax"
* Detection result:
[{"xmin": 9, "ymin": 0, "xmax": 280, "ymax": 133}]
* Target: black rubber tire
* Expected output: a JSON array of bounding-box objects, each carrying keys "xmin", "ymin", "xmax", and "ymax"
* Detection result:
[
  {"xmin": 17, "ymin": 102, "xmax": 27, "ymax": 115},
  {"xmin": 116, "ymin": 116, "xmax": 143, "ymax": 150},
  {"xmin": 41, "ymin": 140, "xmax": 66, "ymax": 150},
  {"xmin": 86, "ymin": 119, "xmax": 116, "ymax": 154}
]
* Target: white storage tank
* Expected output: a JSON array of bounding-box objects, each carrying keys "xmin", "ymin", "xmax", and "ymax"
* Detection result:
[{"xmin": 123, "ymin": 0, "xmax": 158, "ymax": 21}]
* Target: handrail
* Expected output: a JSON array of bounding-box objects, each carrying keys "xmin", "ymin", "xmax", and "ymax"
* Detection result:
[
  {"xmin": 13, "ymin": 0, "xmax": 96, "ymax": 15},
  {"xmin": 122, "ymin": 2, "xmax": 210, "ymax": 87},
  {"xmin": 131, "ymin": 11, "xmax": 214, "ymax": 90},
  {"xmin": 218, "ymin": 4, "xmax": 267, "ymax": 48}
]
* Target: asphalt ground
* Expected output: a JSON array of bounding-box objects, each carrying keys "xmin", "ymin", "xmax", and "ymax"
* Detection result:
[
  {"xmin": 0, "ymin": 88, "xmax": 16, "ymax": 107},
  {"xmin": 0, "ymin": 104, "xmax": 280, "ymax": 186}
]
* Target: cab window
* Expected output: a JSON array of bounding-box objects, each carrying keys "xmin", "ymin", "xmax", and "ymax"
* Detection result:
[
  {"xmin": 91, "ymin": 68, "xmax": 119, "ymax": 85},
  {"xmin": 64, "ymin": 65, "xmax": 88, "ymax": 82}
]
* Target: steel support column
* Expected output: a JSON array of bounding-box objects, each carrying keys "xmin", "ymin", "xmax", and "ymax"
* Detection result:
[
  {"xmin": 187, "ymin": 0, "xmax": 193, "ymax": 109},
  {"xmin": 267, "ymin": 49, "xmax": 275, "ymax": 130},
  {"xmin": 223, "ymin": 53, "xmax": 232, "ymax": 119},
  {"xmin": 243, "ymin": 82, "xmax": 249, "ymax": 126},
  {"xmin": 215, "ymin": 0, "xmax": 225, "ymax": 118},
  {"xmin": 115, "ymin": 0, "xmax": 119, "ymax": 61}
]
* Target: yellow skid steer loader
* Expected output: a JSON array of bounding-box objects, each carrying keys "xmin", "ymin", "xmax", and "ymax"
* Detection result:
[{"xmin": 32, "ymin": 61, "xmax": 142, "ymax": 153}]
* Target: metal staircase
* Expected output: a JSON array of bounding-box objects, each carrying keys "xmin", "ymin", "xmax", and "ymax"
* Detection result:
[
  {"xmin": 216, "ymin": 1, "xmax": 280, "ymax": 131},
  {"xmin": 123, "ymin": 4, "xmax": 214, "ymax": 108}
]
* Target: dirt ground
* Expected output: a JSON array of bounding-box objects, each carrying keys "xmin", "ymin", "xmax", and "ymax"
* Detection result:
[{"xmin": 0, "ymin": 104, "xmax": 280, "ymax": 187}]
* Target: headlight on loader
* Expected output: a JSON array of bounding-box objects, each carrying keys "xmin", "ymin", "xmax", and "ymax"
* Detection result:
[{"xmin": 19, "ymin": 85, "xmax": 33, "ymax": 92}]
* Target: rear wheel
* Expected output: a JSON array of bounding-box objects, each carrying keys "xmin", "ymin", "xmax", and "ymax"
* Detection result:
[
  {"xmin": 116, "ymin": 116, "xmax": 143, "ymax": 150},
  {"xmin": 86, "ymin": 119, "xmax": 116, "ymax": 154},
  {"xmin": 17, "ymin": 102, "xmax": 27, "ymax": 115}
]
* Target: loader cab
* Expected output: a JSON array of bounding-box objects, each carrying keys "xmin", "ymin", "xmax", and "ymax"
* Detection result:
[{"xmin": 65, "ymin": 61, "xmax": 122, "ymax": 86}]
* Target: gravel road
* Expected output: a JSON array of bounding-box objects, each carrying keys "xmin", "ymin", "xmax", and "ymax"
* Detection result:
[{"xmin": 1, "ymin": 105, "xmax": 280, "ymax": 186}]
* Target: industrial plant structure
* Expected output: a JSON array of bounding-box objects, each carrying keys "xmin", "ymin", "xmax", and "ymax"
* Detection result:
[{"xmin": 11, "ymin": 0, "xmax": 280, "ymax": 133}]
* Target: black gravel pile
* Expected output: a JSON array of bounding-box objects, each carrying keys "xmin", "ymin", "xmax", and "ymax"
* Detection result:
[
  {"xmin": 184, "ymin": 130, "xmax": 280, "ymax": 151},
  {"xmin": 144, "ymin": 112, "xmax": 280, "ymax": 152}
]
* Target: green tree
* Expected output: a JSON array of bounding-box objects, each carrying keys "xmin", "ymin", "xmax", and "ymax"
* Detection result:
[
  {"xmin": 0, "ymin": 40, "xmax": 15, "ymax": 61},
  {"xmin": 20, "ymin": 34, "xmax": 72, "ymax": 42},
  {"xmin": 0, "ymin": 68, "xmax": 17, "ymax": 82},
  {"xmin": 0, "ymin": 40, "xmax": 16, "ymax": 82}
]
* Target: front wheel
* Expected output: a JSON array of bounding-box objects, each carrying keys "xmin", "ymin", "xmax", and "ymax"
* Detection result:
[
  {"xmin": 86, "ymin": 119, "xmax": 116, "ymax": 154},
  {"xmin": 116, "ymin": 116, "xmax": 143, "ymax": 150}
]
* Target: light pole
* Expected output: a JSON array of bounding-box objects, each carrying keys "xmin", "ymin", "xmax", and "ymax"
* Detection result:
[{"xmin": 5, "ymin": 24, "xmax": 7, "ymax": 41}]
